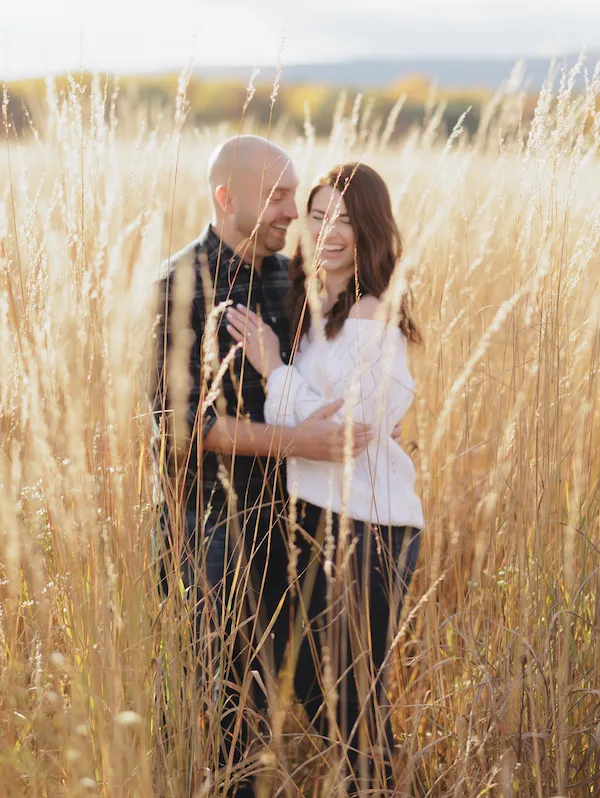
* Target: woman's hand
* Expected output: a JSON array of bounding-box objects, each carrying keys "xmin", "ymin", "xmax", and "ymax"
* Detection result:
[{"xmin": 226, "ymin": 304, "xmax": 284, "ymax": 379}]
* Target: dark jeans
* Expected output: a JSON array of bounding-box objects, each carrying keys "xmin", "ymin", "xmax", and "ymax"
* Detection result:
[
  {"xmin": 156, "ymin": 501, "xmax": 291, "ymax": 797},
  {"xmin": 291, "ymin": 501, "xmax": 421, "ymax": 792}
]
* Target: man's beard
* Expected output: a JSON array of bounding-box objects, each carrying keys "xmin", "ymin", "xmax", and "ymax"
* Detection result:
[{"xmin": 235, "ymin": 212, "xmax": 281, "ymax": 255}]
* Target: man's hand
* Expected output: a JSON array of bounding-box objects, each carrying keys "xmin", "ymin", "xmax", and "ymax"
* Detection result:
[
  {"xmin": 288, "ymin": 400, "xmax": 373, "ymax": 463},
  {"xmin": 391, "ymin": 418, "xmax": 403, "ymax": 442},
  {"xmin": 204, "ymin": 402, "xmax": 373, "ymax": 462}
]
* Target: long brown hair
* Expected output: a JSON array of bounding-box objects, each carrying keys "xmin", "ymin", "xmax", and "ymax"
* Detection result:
[{"xmin": 289, "ymin": 162, "xmax": 422, "ymax": 345}]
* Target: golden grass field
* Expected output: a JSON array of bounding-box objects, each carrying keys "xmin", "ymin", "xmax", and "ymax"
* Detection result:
[{"xmin": 1, "ymin": 59, "xmax": 600, "ymax": 796}]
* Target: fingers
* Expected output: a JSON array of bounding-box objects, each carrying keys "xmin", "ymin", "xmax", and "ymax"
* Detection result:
[
  {"xmin": 227, "ymin": 307, "xmax": 271, "ymax": 349},
  {"xmin": 226, "ymin": 307, "xmax": 256, "ymax": 334},
  {"xmin": 326, "ymin": 422, "xmax": 373, "ymax": 462},
  {"xmin": 226, "ymin": 313, "xmax": 246, "ymax": 337},
  {"xmin": 345, "ymin": 425, "xmax": 373, "ymax": 458},
  {"xmin": 350, "ymin": 426, "xmax": 372, "ymax": 457},
  {"xmin": 226, "ymin": 316, "xmax": 252, "ymax": 346},
  {"xmin": 235, "ymin": 303, "xmax": 259, "ymax": 322},
  {"xmin": 226, "ymin": 308, "xmax": 262, "ymax": 350},
  {"xmin": 310, "ymin": 399, "xmax": 344, "ymax": 420},
  {"xmin": 227, "ymin": 305, "xmax": 260, "ymax": 331},
  {"xmin": 226, "ymin": 322, "xmax": 243, "ymax": 342}
]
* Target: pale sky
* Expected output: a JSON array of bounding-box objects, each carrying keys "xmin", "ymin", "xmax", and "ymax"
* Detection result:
[{"xmin": 1, "ymin": 0, "xmax": 598, "ymax": 80}]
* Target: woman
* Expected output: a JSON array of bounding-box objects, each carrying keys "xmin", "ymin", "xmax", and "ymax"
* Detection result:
[{"xmin": 226, "ymin": 163, "xmax": 424, "ymax": 791}]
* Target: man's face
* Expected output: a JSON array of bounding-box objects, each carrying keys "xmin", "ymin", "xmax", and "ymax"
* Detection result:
[{"xmin": 231, "ymin": 156, "xmax": 299, "ymax": 257}]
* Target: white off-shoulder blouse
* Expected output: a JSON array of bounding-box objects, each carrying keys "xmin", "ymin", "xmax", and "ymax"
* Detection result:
[{"xmin": 264, "ymin": 317, "xmax": 425, "ymax": 529}]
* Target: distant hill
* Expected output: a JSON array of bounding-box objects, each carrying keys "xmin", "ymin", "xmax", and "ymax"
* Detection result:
[{"xmin": 196, "ymin": 54, "xmax": 597, "ymax": 91}]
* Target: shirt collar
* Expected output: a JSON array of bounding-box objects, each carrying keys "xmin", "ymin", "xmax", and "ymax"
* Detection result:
[
  {"xmin": 198, "ymin": 224, "xmax": 245, "ymax": 276},
  {"xmin": 201, "ymin": 224, "xmax": 281, "ymax": 278}
]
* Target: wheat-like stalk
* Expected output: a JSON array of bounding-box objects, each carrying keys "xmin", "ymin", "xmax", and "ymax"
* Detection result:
[{"xmin": 0, "ymin": 57, "xmax": 599, "ymax": 797}]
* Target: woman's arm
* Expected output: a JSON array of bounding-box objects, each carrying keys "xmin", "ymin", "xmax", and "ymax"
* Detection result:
[
  {"xmin": 226, "ymin": 300, "xmax": 413, "ymax": 434},
  {"xmin": 266, "ymin": 302, "xmax": 412, "ymax": 433},
  {"xmin": 225, "ymin": 304, "xmax": 328, "ymax": 427},
  {"xmin": 263, "ymin": 364, "xmax": 327, "ymax": 426}
]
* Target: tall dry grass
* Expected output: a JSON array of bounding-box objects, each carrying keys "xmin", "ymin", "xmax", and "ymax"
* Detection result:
[{"xmin": 0, "ymin": 58, "xmax": 600, "ymax": 796}]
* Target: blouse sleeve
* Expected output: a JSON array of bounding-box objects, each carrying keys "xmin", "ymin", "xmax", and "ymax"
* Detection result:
[
  {"xmin": 263, "ymin": 364, "xmax": 326, "ymax": 427},
  {"xmin": 263, "ymin": 320, "xmax": 414, "ymax": 432}
]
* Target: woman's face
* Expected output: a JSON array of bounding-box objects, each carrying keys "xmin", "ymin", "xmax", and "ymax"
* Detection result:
[{"xmin": 307, "ymin": 185, "xmax": 356, "ymax": 278}]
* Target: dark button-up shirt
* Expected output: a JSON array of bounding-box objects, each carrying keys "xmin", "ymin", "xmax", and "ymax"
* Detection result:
[{"xmin": 152, "ymin": 224, "xmax": 291, "ymax": 526}]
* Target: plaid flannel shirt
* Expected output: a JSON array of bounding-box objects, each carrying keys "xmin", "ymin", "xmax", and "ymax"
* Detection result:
[{"xmin": 151, "ymin": 224, "xmax": 291, "ymax": 525}]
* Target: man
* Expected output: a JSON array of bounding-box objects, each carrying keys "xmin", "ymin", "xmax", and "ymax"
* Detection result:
[{"xmin": 151, "ymin": 135, "xmax": 370, "ymax": 797}]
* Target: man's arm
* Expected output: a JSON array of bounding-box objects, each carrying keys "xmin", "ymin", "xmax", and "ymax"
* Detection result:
[
  {"xmin": 204, "ymin": 401, "xmax": 372, "ymax": 463},
  {"xmin": 151, "ymin": 252, "xmax": 219, "ymax": 441}
]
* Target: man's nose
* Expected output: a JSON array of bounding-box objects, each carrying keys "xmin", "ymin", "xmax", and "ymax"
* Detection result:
[{"xmin": 285, "ymin": 196, "xmax": 299, "ymax": 220}]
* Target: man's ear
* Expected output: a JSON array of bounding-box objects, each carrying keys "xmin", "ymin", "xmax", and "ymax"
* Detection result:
[{"xmin": 215, "ymin": 184, "xmax": 234, "ymax": 213}]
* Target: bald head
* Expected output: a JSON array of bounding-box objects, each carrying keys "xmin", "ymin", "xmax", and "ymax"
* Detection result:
[
  {"xmin": 207, "ymin": 135, "xmax": 299, "ymax": 263},
  {"xmin": 208, "ymin": 135, "xmax": 291, "ymax": 192}
]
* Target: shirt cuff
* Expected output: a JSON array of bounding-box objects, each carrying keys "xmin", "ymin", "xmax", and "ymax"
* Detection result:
[
  {"xmin": 266, "ymin": 364, "xmax": 292, "ymax": 396},
  {"xmin": 201, "ymin": 405, "xmax": 218, "ymax": 438},
  {"xmin": 186, "ymin": 404, "xmax": 218, "ymax": 440}
]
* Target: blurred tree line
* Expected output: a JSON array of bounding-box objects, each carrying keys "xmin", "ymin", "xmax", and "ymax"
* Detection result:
[{"xmin": 2, "ymin": 71, "xmax": 527, "ymax": 140}]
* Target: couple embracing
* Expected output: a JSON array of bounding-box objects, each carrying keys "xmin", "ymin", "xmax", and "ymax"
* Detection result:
[{"xmin": 152, "ymin": 134, "xmax": 424, "ymax": 796}]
